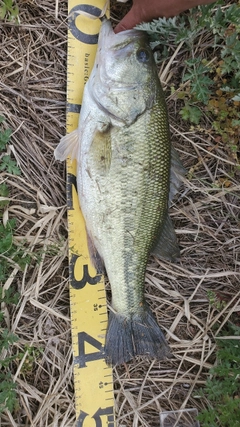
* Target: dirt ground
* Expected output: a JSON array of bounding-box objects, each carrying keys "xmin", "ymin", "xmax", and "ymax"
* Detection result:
[{"xmin": 0, "ymin": 1, "xmax": 239, "ymax": 426}]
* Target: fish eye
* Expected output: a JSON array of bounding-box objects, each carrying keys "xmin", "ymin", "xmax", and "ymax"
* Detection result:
[{"xmin": 136, "ymin": 48, "xmax": 150, "ymax": 63}]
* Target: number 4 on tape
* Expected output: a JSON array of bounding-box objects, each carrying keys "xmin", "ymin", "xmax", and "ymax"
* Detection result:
[{"xmin": 66, "ymin": 1, "xmax": 115, "ymax": 426}]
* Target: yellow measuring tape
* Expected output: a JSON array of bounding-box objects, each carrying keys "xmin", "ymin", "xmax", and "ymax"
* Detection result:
[{"xmin": 66, "ymin": 2, "xmax": 114, "ymax": 425}]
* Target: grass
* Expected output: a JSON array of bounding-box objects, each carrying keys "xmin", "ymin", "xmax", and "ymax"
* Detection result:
[{"xmin": 0, "ymin": 0, "xmax": 239, "ymax": 425}]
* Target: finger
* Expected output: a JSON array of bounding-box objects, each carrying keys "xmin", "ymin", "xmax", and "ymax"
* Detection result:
[{"xmin": 114, "ymin": 8, "xmax": 142, "ymax": 33}]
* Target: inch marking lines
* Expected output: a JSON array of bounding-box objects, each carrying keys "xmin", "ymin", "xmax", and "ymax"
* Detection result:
[{"xmin": 66, "ymin": 2, "xmax": 114, "ymax": 425}]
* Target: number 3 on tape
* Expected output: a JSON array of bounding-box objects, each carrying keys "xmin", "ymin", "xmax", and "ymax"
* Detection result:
[{"xmin": 66, "ymin": 1, "xmax": 114, "ymax": 426}]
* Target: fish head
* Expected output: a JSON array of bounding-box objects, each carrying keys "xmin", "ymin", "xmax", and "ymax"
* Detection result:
[{"xmin": 88, "ymin": 20, "xmax": 160, "ymax": 126}]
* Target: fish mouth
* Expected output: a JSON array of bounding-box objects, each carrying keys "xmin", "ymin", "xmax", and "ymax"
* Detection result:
[
  {"xmin": 99, "ymin": 19, "xmax": 148, "ymax": 50},
  {"xmin": 93, "ymin": 19, "xmax": 150, "ymax": 91},
  {"xmin": 97, "ymin": 19, "xmax": 150, "ymax": 78}
]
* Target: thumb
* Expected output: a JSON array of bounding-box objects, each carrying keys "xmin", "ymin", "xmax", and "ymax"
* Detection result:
[{"xmin": 114, "ymin": 7, "xmax": 142, "ymax": 33}]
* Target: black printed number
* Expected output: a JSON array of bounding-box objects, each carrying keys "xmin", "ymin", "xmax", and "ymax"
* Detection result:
[
  {"xmin": 77, "ymin": 406, "xmax": 114, "ymax": 427},
  {"xmin": 67, "ymin": 173, "xmax": 77, "ymax": 210},
  {"xmin": 75, "ymin": 332, "xmax": 104, "ymax": 368},
  {"xmin": 70, "ymin": 256, "xmax": 101, "ymax": 289}
]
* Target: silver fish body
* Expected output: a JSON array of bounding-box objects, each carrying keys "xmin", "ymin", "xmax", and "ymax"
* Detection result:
[{"xmin": 55, "ymin": 19, "xmax": 184, "ymax": 365}]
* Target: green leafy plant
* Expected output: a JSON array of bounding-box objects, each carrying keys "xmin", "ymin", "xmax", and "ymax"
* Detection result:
[
  {"xmin": 0, "ymin": 373, "xmax": 18, "ymax": 413},
  {"xmin": 0, "ymin": 118, "xmax": 30, "ymax": 282},
  {"xmin": 198, "ymin": 323, "xmax": 240, "ymax": 427},
  {"xmin": 17, "ymin": 345, "xmax": 43, "ymax": 375},
  {"xmin": 0, "ymin": 156, "xmax": 21, "ymax": 175},
  {"xmin": 0, "ymin": 287, "xmax": 19, "ymax": 414},
  {"xmin": 180, "ymin": 2, "xmax": 240, "ymax": 131},
  {"xmin": 0, "ymin": 118, "xmax": 50, "ymax": 414},
  {"xmin": 207, "ymin": 290, "xmax": 226, "ymax": 311},
  {"xmin": 183, "ymin": 58, "xmax": 213, "ymax": 104},
  {"xmin": 0, "ymin": 128, "xmax": 12, "ymax": 150},
  {"xmin": 0, "ymin": 218, "xmax": 36, "ymax": 282},
  {"xmin": 0, "ymin": 287, "xmax": 43, "ymax": 412},
  {"xmin": 0, "ymin": 0, "xmax": 19, "ymax": 22},
  {"xmin": 0, "ymin": 182, "xmax": 10, "ymax": 208},
  {"xmin": 179, "ymin": 103, "xmax": 202, "ymax": 125},
  {"xmin": 0, "ymin": 116, "xmax": 20, "ymax": 210},
  {"xmin": 137, "ymin": 1, "xmax": 240, "ymax": 156},
  {"xmin": 0, "ymin": 118, "xmax": 22, "ymax": 414}
]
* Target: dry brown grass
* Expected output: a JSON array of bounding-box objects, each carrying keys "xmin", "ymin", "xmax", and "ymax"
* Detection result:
[{"xmin": 0, "ymin": 1, "xmax": 239, "ymax": 426}]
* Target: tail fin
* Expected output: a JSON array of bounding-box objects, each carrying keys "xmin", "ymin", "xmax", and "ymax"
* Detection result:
[{"xmin": 105, "ymin": 307, "xmax": 171, "ymax": 365}]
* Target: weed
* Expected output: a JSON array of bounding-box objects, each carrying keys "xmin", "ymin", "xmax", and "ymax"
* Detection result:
[
  {"xmin": 0, "ymin": 287, "xmax": 19, "ymax": 413},
  {"xmin": 0, "ymin": 128, "xmax": 12, "ymax": 151},
  {"xmin": 0, "ymin": 118, "xmax": 31, "ymax": 280},
  {"xmin": 0, "ymin": 373, "xmax": 18, "ymax": 413},
  {"xmin": 0, "ymin": 119, "xmax": 48, "ymax": 271},
  {"xmin": 0, "ymin": 182, "xmax": 10, "ymax": 208},
  {"xmin": 137, "ymin": 2, "xmax": 240, "ymax": 160},
  {"xmin": 0, "ymin": 287, "xmax": 43, "ymax": 412},
  {"xmin": 207, "ymin": 290, "xmax": 226, "ymax": 311},
  {"xmin": 183, "ymin": 58, "xmax": 213, "ymax": 104},
  {"xmin": 198, "ymin": 323, "xmax": 240, "ymax": 427},
  {"xmin": 0, "ymin": 116, "xmax": 20, "ymax": 209},
  {"xmin": 0, "ymin": 155, "xmax": 21, "ymax": 175},
  {"xmin": 0, "ymin": 118, "xmax": 53, "ymax": 414},
  {"xmin": 16, "ymin": 345, "xmax": 43, "ymax": 375},
  {"xmin": 0, "ymin": 0, "xmax": 19, "ymax": 22},
  {"xmin": 179, "ymin": 103, "xmax": 202, "ymax": 125},
  {"xmin": 0, "ymin": 118, "xmax": 21, "ymax": 413}
]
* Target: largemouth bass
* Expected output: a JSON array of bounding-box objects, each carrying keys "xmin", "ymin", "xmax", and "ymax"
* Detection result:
[{"xmin": 55, "ymin": 19, "xmax": 184, "ymax": 365}]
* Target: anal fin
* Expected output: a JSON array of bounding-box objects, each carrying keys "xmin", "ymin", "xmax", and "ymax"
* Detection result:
[{"xmin": 169, "ymin": 146, "xmax": 186, "ymax": 205}]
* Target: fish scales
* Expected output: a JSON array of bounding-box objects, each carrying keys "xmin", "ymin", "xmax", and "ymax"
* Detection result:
[{"xmin": 55, "ymin": 18, "xmax": 184, "ymax": 365}]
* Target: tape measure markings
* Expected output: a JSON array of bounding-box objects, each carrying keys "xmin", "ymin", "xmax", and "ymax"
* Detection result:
[{"xmin": 66, "ymin": 1, "xmax": 114, "ymax": 426}]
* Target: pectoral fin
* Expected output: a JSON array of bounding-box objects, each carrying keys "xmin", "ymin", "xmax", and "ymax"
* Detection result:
[
  {"xmin": 54, "ymin": 129, "xmax": 79, "ymax": 161},
  {"xmin": 151, "ymin": 215, "xmax": 180, "ymax": 262},
  {"xmin": 88, "ymin": 126, "xmax": 112, "ymax": 175},
  {"xmin": 86, "ymin": 230, "xmax": 104, "ymax": 274}
]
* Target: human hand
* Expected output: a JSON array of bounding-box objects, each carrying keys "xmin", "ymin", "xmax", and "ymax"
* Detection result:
[{"xmin": 114, "ymin": 0, "xmax": 215, "ymax": 33}]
